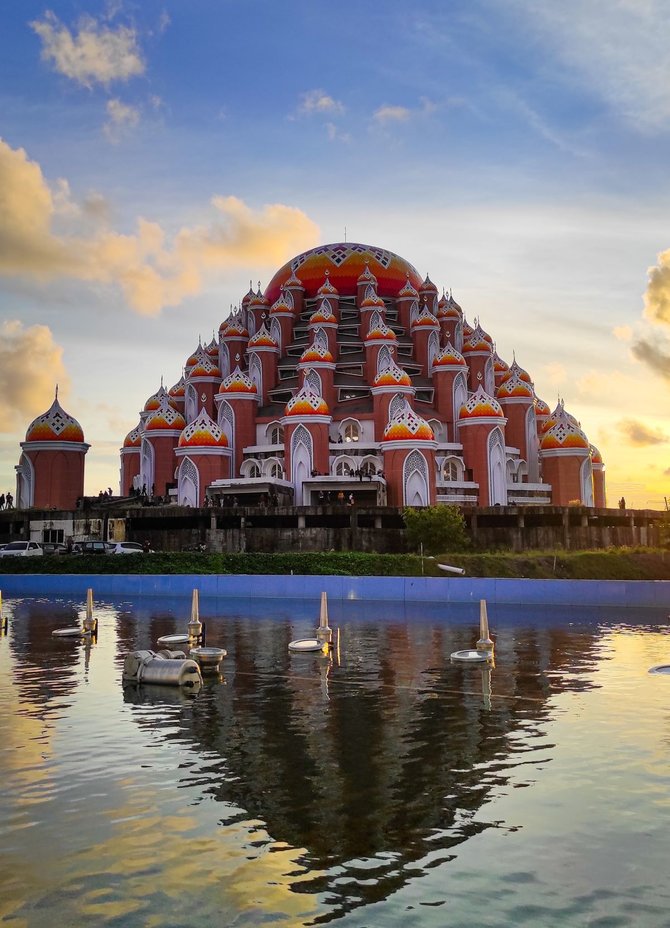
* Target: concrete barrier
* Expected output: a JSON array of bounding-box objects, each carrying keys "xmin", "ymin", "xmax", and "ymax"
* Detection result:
[{"xmin": 0, "ymin": 573, "xmax": 668, "ymax": 607}]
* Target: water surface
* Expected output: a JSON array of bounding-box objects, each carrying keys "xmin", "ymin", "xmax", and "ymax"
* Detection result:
[{"xmin": 1, "ymin": 596, "xmax": 669, "ymax": 927}]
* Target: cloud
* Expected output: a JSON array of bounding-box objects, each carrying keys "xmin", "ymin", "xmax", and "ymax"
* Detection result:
[
  {"xmin": 644, "ymin": 247, "xmax": 670, "ymax": 325},
  {"xmin": 612, "ymin": 324, "xmax": 633, "ymax": 341},
  {"xmin": 298, "ymin": 90, "xmax": 345, "ymax": 117},
  {"xmin": 543, "ymin": 362, "xmax": 566, "ymax": 384},
  {"xmin": 103, "ymin": 98, "xmax": 140, "ymax": 142},
  {"xmin": 0, "ymin": 321, "xmax": 70, "ymax": 433},
  {"xmin": 631, "ymin": 335, "xmax": 670, "ymax": 381},
  {"xmin": 373, "ymin": 104, "xmax": 411, "ymax": 125},
  {"xmin": 617, "ymin": 417, "xmax": 668, "ymax": 446},
  {"xmin": 31, "ymin": 11, "xmax": 145, "ymax": 88},
  {"xmin": 0, "ymin": 138, "xmax": 320, "ymax": 316},
  {"xmin": 325, "ymin": 122, "xmax": 351, "ymax": 143}
]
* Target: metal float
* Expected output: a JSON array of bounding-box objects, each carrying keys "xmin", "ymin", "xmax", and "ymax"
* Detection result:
[
  {"xmin": 122, "ymin": 649, "xmax": 202, "ymax": 687},
  {"xmin": 190, "ymin": 646, "xmax": 227, "ymax": 674},
  {"xmin": 156, "ymin": 588, "xmax": 206, "ymax": 649},
  {"xmin": 289, "ymin": 592, "xmax": 333, "ymax": 653},
  {"xmin": 53, "ymin": 588, "xmax": 98, "ymax": 638},
  {"xmin": 451, "ymin": 599, "xmax": 495, "ymax": 663}
]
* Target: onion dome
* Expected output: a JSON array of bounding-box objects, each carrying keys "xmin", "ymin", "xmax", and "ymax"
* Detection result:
[
  {"xmin": 144, "ymin": 383, "xmax": 177, "ymax": 412},
  {"xmin": 185, "ymin": 343, "xmax": 201, "ymax": 369},
  {"xmin": 317, "ymin": 270, "xmax": 338, "ymax": 296},
  {"xmin": 357, "ymin": 261, "xmax": 377, "ymax": 286},
  {"xmin": 497, "ymin": 368, "xmax": 534, "ymax": 398},
  {"xmin": 432, "ymin": 343, "xmax": 467, "ymax": 369},
  {"xmin": 360, "ymin": 291, "xmax": 385, "ymax": 310},
  {"xmin": 309, "ymin": 301, "xmax": 336, "ymax": 325},
  {"xmin": 590, "ymin": 444, "xmax": 603, "ymax": 465},
  {"xmin": 540, "ymin": 411, "xmax": 589, "ymax": 451},
  {"xmin": 218, "ymin": 366, "xmax": 258, "ymax": 396},
  {"xmin": 189, "ymin": 349, "xmax": 221, "ymax": 379},
  {"xmin": 398, "ymin": 275, "xmax": 419, "ymax": 299},
  {"xmin": 462, "ymin": 323, "xmax": 493, "ymax": 353},
  {"xmin": 373, "ymin": 360, "xmax": 412, "ymax": 388},
  {"xmin": 440, "ymin": 299, "xmax": 462, "ymax": 321},
  {"xmin": 169, "ymin": 376, "xmax": 186, "ymax": 399},
  {"xmin": 270, "ymin": 290, "xmax": 293, "ymax": 315},
  {"xmin": 411, "ymin": 304, "xmax": 439, "ymax": 329},
  {"xmin": 122, "ymin": 423, "xmax": 142, "ymax": 448},
  {"xmin": 284, "ymin": 268, "xmax": 304, "ymax": 290},
  {"xmin": 462, "ymin": 318, "xmax": 473, "ymax": 339},
  {"xmin": 250, "ymin": 285, "xmax": 270, "ymax": 310},
  {"xmin": 178, "ymin": 409, "xmax": 228, "ymax": 448},
  {"xmin": 284, "ymin": 382, "xmax": 330, "ymax": 417},
  {"xmin": 420, "ymin": 274, "xmax": 438, "ymax": 294},
  {"xmin": 534, "ymin": 396, "xmax": 551, "ymax": 419},
  {"xmin": 221, "ymin": 316, "xmax": 249, "ymax": 339},
  {"xmin": 365, "ymin": 316, "xmax": 397, "ymax": 342},
  {"xmin": 459, "ymin": 385, "xmax": 504, "ymax": 420},
  {"xmin": 205, "ymin": 336, "xmax": 219, "ymax": 358},
  {"xmin": 493, "ymin": 351, "xmax": 510, "ymax": 378},
  {"xmin": 383, "ymin": 399, "xmax": 434, "ymax": 442},
  {"xmin": 541, "ymin": 400, "xmax": 580, "ymax": 434},
  {"xmin": 144, "ymin": 400, "xmax": 186, "ymax": 432},
  {"xmin": 248, "ymin": 322, "xmax": 278, "ymax": 349},
  {"xmin": 241, "ymin": 282, "xmax": 255, "ymax": 307},
  {"xmin": 25, "ymin": 392, "xmax": 85, "ymax": 442},
  {"xmin": 500, "ymin": 358, "xmax": 532, "ymax": 385},
  {"xmin": 299, "ymin": 342, "xmax": 334, "ymax": 364}
]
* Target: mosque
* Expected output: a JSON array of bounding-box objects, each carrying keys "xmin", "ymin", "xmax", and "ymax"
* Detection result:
[{"xmin": 15, "ymin": 242, "xmax": 605, "ymax": 511}]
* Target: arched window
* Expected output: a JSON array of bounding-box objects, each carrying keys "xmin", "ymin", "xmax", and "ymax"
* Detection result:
[
  {"xmin": 389, "ymin": 393, "xmax": 406, "ymax": 420},
  {"xmin": 242, "ymin": 460, "xmax": 261, "ymax": 478},
  {"xmin": 249, "ymin": 354, "xmax": 262, "ymax": 398},
  {"xmin": 185, "ymin": 382, "xmax": 198, "ymax": 424},
  {"xmin": 441, "ymin": 459, "xmax": 460, "ymax": 482},
  {"xmin": 335, "ymin": 458, "xmax": 355, "ymax": 476},
  {"xmin": 178, "ymin": 456, "xmax": 199, "ymax": 507},
  {"xmin": 342, "ymin": 420, "xmax": 360, "ymax": 443},
  {"xmin": 291, "ymin": 425, "xmax": 312, "ymax": 503},
  {"xmin": 270, "ymin": 461, "xmax": 284, "ymax": 479},
  {"xmin": 428, "ymin": 419, "xmax": 445, "ymax": 442},
  {"xmin": 428, "ymin": 330, "xmax": 439, "ymax": 370},
  {"xmin": 270, "ymin": 318, "xmax": 282, "ymax": 351},
  {"xmin": 360, "ymin": 458, "xmax": 378, "ymax": 477},
  {"xmin": 267, "ymin": 422, "xmax": 284, "ymax": 446},
  {"xmin": 488, "ymin": 427, "xmax": 507, "ymax": 506},
  {"xmin": 403, "ymin": 450, "xmax": 429, "ymax": 506},
  {"xmin": 377, "ymin": 344, "xmax": 393, "ymax": 374},
  {"xmin": 305, "ymin": 369, "xmax": 322, "ymax": 395}
]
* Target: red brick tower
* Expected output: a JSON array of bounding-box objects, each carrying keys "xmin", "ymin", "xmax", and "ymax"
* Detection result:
[
  {"xmin": 282, "ymin": 383, "xmax": 332, "ymax": 504},
  {"xmin": 431, "ymin": 343, "xmax": 469, "ymax": 441},
  {"xmin": 120, "ymin": 422, "xmax": 142, "ymax": 495},
  {"xmin": 539, "ymin": 402, "xmax": 593, "ymax": 506},
  {"xmin": 141, "ymin": 397, "xmax": 186, "ymax": 497},
  {"xmin": 174, "ymin": 408, "xmax": 232, "ymax": 506},
  {"xmin": 247, "ymin": 322, "xmax": 279, "ymax": 405},
  {"xmin": 215, "ymin": 367, "xmax": 259, "ymax": 478},
  {"xmin": 457, "ymin": 386, "xmax": 508, "ymax": 506},
  {"xmin": 381, "ymin": 398, "xmax": 437, "ymax": 506}
]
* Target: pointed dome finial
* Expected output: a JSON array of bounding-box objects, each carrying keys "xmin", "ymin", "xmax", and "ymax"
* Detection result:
[{"xmin": 54, "ymin": 383, "xmax": 59, "ymax": 400}]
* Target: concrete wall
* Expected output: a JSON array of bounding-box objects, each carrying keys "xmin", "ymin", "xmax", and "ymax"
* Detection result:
[{"xmin": 0, "ymin": 572, "xmax": 667, "ymax": 607}]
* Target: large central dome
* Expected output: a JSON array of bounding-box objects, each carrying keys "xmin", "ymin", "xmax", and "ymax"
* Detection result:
[{"xmin": 264, "ymin": 242, "xmax": 423, "ymax": 303}]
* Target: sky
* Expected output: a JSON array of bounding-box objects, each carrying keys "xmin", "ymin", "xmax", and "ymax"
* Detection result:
[{"xmin": 1, "ymin": 0, "xmax": 669, "ymax": 509}]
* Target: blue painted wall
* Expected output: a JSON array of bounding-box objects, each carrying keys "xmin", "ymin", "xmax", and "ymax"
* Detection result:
[{"xmin": 0, "ymin": 573, "xmax": 668, "ymax": 607}]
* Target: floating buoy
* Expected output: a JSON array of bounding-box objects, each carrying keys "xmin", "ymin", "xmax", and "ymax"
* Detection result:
[
  {"xmin": 122, "ymin": 649, "xmax": 202, "ymax": 687},
  {"xmin": 288, "ymin": 638, "xmax": 326, "ymax": 653},
  {"xmin": 157, "ymin": 633, "xmax": 190, "ymax": 647},
  {"xmin": 451, "ymin": 599, "xmax": 494, "ymax": 662},
  {"xmin": 648, "ymin": 664, "xmax": 670, "ymax": 675},
  {"xmin": 52, "ymin": 627, "xmax": 87, "ymax": 638},
  {"xmin": 190, "ymin": 646, "xmax": 226, "ymax": 674},
  {"xmin": 450, "ymin": 648, "xmax": 490, "ymax": 663}
]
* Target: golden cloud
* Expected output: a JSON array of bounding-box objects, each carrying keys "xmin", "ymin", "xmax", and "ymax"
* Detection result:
[
  {"xmin": 0, "ymin": 321, "xmax": 70, "ymax": 433},
  {"xmin": 0, "ymin": 139, "xmax": 320, "ymax": 316},
  {"xmin": 31, "ymin": 12, "xmax": 145, "ymax": 88},
  {"xmin": 644, "ymin": 247, "xmax": 670, "ymax": 326},
  {"xmin": 617, "ymin": 417, "xmax": 668, "ymax": 447}
]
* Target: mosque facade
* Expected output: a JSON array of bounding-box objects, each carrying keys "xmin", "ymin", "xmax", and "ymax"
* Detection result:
[{"xmin": 17, "ymin": 242, "xmax": 606, "ymax": 511}]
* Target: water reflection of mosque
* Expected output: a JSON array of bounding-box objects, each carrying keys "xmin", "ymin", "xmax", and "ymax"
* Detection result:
[{"xmin": 122, "ymin": 607, "xmax": 604, "ymax": 921}]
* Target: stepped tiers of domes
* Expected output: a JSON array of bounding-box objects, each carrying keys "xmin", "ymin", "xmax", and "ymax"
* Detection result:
[{"xmin": 115, "ymin": 242, "xmax": 605, "ymax": 509}]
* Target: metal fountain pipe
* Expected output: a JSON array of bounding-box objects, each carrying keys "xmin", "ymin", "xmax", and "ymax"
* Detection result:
[
  {"xmin": 188, "ymin": 588, "xmax": 202, "ymax": 640},
  {"xmin": 316, "ymin": 591, "xmax": 333, "ymax": 646},
  {"xmin": 83, "ymin": 587, "xmax": 96, "ymax": 634},
  {"xmin": 476, "ymin": 599, "xmax": 494, "ymax": 651}
]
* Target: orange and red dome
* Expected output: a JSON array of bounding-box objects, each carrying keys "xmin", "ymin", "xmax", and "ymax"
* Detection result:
[
  {"xmin": 25, "ymin": 394, "xmax": 85, "ymax": 443},
  {"xmin": 123, "ymin": 423, "xmax": 142, "ymax": 448},
  {"xmin": 218, "ymin": 367, "xmax": 258, "ymax": 395},
  {"xmin": 178, "ymin": 410, "xmax": 228, "ymax": 448},
  {"xmin": 265, "ymin": 243, "xmax": 423, "ymax": 303},
  {"xmin": 383, "ymin": 400, "xmax": 434, "ymax": 442},
  {"xmin": 432, "ymin": 344, "xmax": 467, "ymax": 369},
  {"xmin": 144, "ymin": 402, "xmax": 186, "ymax": 432},
  {"xmin": 459, "ymin": 386, "xmax": 504, "ymax": 420},
  {"xmin": 284, "ymin": 383, "xmax": 330, "ymax": 417}
]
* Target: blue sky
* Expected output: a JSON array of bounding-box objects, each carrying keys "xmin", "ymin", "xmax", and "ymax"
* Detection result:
[{"xmin": 1, "ymin": 0, "xmax": 669, "ymax": 507}]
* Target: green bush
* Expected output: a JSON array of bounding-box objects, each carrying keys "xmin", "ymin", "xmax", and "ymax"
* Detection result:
[{"xmin": 403, "ymin": 505, "xmax": 469, "ymax": 555}]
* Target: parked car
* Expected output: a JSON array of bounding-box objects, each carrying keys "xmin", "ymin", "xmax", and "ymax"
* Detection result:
[
  {"xmin": 75, "ymin": 541, "xmax": 115, "ymax": 555},
  {"xmin": 42, "ymin": 542, "xmax": 68, "ymax": 555},
  {"xmin": 109, "ymin": 542, "xmax": 154, "ymax": 554},
  {"xmin": 0, "ymin": 541, "xmax": 44, "ymax": 557}
]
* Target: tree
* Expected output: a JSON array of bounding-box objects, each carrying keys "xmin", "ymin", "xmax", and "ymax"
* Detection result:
[{"xmin": 403, "ymin": 505, "xmax": 468, "ymax": 555}]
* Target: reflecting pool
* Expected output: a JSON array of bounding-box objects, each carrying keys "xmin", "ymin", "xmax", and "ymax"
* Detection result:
[{"xmin": 1, "ymin": 595, "xmax": 669, "ymax": 927}]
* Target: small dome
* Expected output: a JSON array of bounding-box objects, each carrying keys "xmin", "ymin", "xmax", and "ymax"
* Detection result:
[
  {"xmin": 205, "ymin": 336, "xmax": 219, "ymax": 358},
  {"xmin": 373, "ymin": 360, "xmax": 412, "ymax": 387},
  {"xmin": 300, "ymin": 342, "xmax": 334, "ymax": 364},
  {"xmin": 432, "ymin": 343, "xmax": 467, "ymax": 369},
  {"xmin": 144, "ymin": 384, "xmax": 175, "ymax": 412},
  {"xmin": 534, "ymin": 396, "xmax": 551, "ymax": 418},
  {"xmin": 284, "ymin": 268, "xmax": 304, "ymax": 290},
  {"xmin": 25, "ymin": 392, "xmax": 85, "ymax": 443},
  {"xmin": 360, "ymin": 292, "xmax": 385, "ymax": 309},
  {"xmin": 420, "ymin": 274, "xmax": 438, "ymax": 294},
  {"xmin": 497, "ymin": 369, "xmax": 534, "ymax": 399},
  {"xmin": 188, "ymin": 346, "xmax": 221, "ymax": 379},
  {"xmin": 185, "ymin": 344, "xmax": 201, "ymax": 369},
  {"xmin": 249, "ymin": 286, "xmax": 270, "ymax": 309},
  {"xmin": 284, "ymin": 382, "xmax": 330, "ymax": 417},
  {"xmin": 241, "ymin": 283, "xmax": 255, "ymax": 306},
  {"xmin": 178, "ymin": 409, "xmax": 228, "ymax": 448},
  {"xmin": 540, "ymin": 417, "xmax": 590, "ymax": 451},
  {"xmin": 218, "ymin": 366, "xmax": 258, "ymax": 395},
  {"xmin": 383, "ymin": 399, "xmax": 434, "ymax": 442},
  {"xmin": 398, "ymin": 275, "xmax": 419, "ymax": 299},
  {"xmin": 462, "ymin": 318, "xmax": 473, "ymax": 339},
  {"xmin": 462, "ymin": 324, "xmax": 493, "ymax": 354},
  {"xmin": 270, "ymin": 291, "xmax": 293, "ymax": 315},
  {"xmin": 123, "ymin": 423, "xmax": 142, "ymax": 448},
  {"xmin": 144, "ymin": 401, "xmax": 186, "ymax": 432},
  {"xmin": 411, "ymin": 305, "xmax": 439, "ymax": 329},
  {"xmin": 168, "ymin": 376, "xmax": 186, "ymax": 399},
  {"xmin": 493, "ymin": 351, "xmax": 510, "ymax": 376},
  {"xmin": 221, "ymin": 317, "xmax": 249, "ymax": 339},
  {"xmin": 437, "ymin": 290, "xmax": 448, "ymax": 310},
  {"xmin": 317, "ymin": 271, "xmax": 338, "ymax": 296},
  {"xmin": 459, "ymin": 385, "xmax": 504, "ymax": 420},
  {"xmin": 309, "ymin": 301, "xmax": 336, "ymax": 325},
  {"xmin": 248, "ymin": 323, "xmax": 278, "ymax": 349},
  {"xmin": 590, "ymin": 444, "xmax": 603, "ymax": 465},
  {"xmin": 541, "ymin": 400, "xmax": 579, "ymax": 433},
  {"xmin": 365, "ymin": 318, "xmax": 397, "ymax": 342},
  {"xmin": 357, "ymin": 261, "xmax": 377, "ymax": 285},
  {"xmin": 500, "ymin": 358, "xmax": 532, "ymax": 385}
]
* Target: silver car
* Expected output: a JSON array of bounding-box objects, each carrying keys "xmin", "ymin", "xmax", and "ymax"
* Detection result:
[{"xmin": 0, "ymin": 541, "xmax": 44, "ymax": 557}]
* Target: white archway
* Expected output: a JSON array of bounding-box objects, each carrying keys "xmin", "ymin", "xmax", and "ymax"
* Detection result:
[
  {"xmin": 488, "ymin": 428, "xmax": 507, "ymax": 505},
  {"xmin": 580, "ymin": 457, "xmax": 594, "ymax": 506},
  {"xmin": 178, "ymin": 456, "xmax": 199, "ymax": 506},
  {"xmin": 291, "ymin": 425, "xmax": 313, "ymax": 504},
  {"xmin": 403, "ymin": 449, "xmax": 430, "ymax": 506},
  {"xmin": 140, "ymin": 438, "xmax": 155, "ymax": 492}
]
